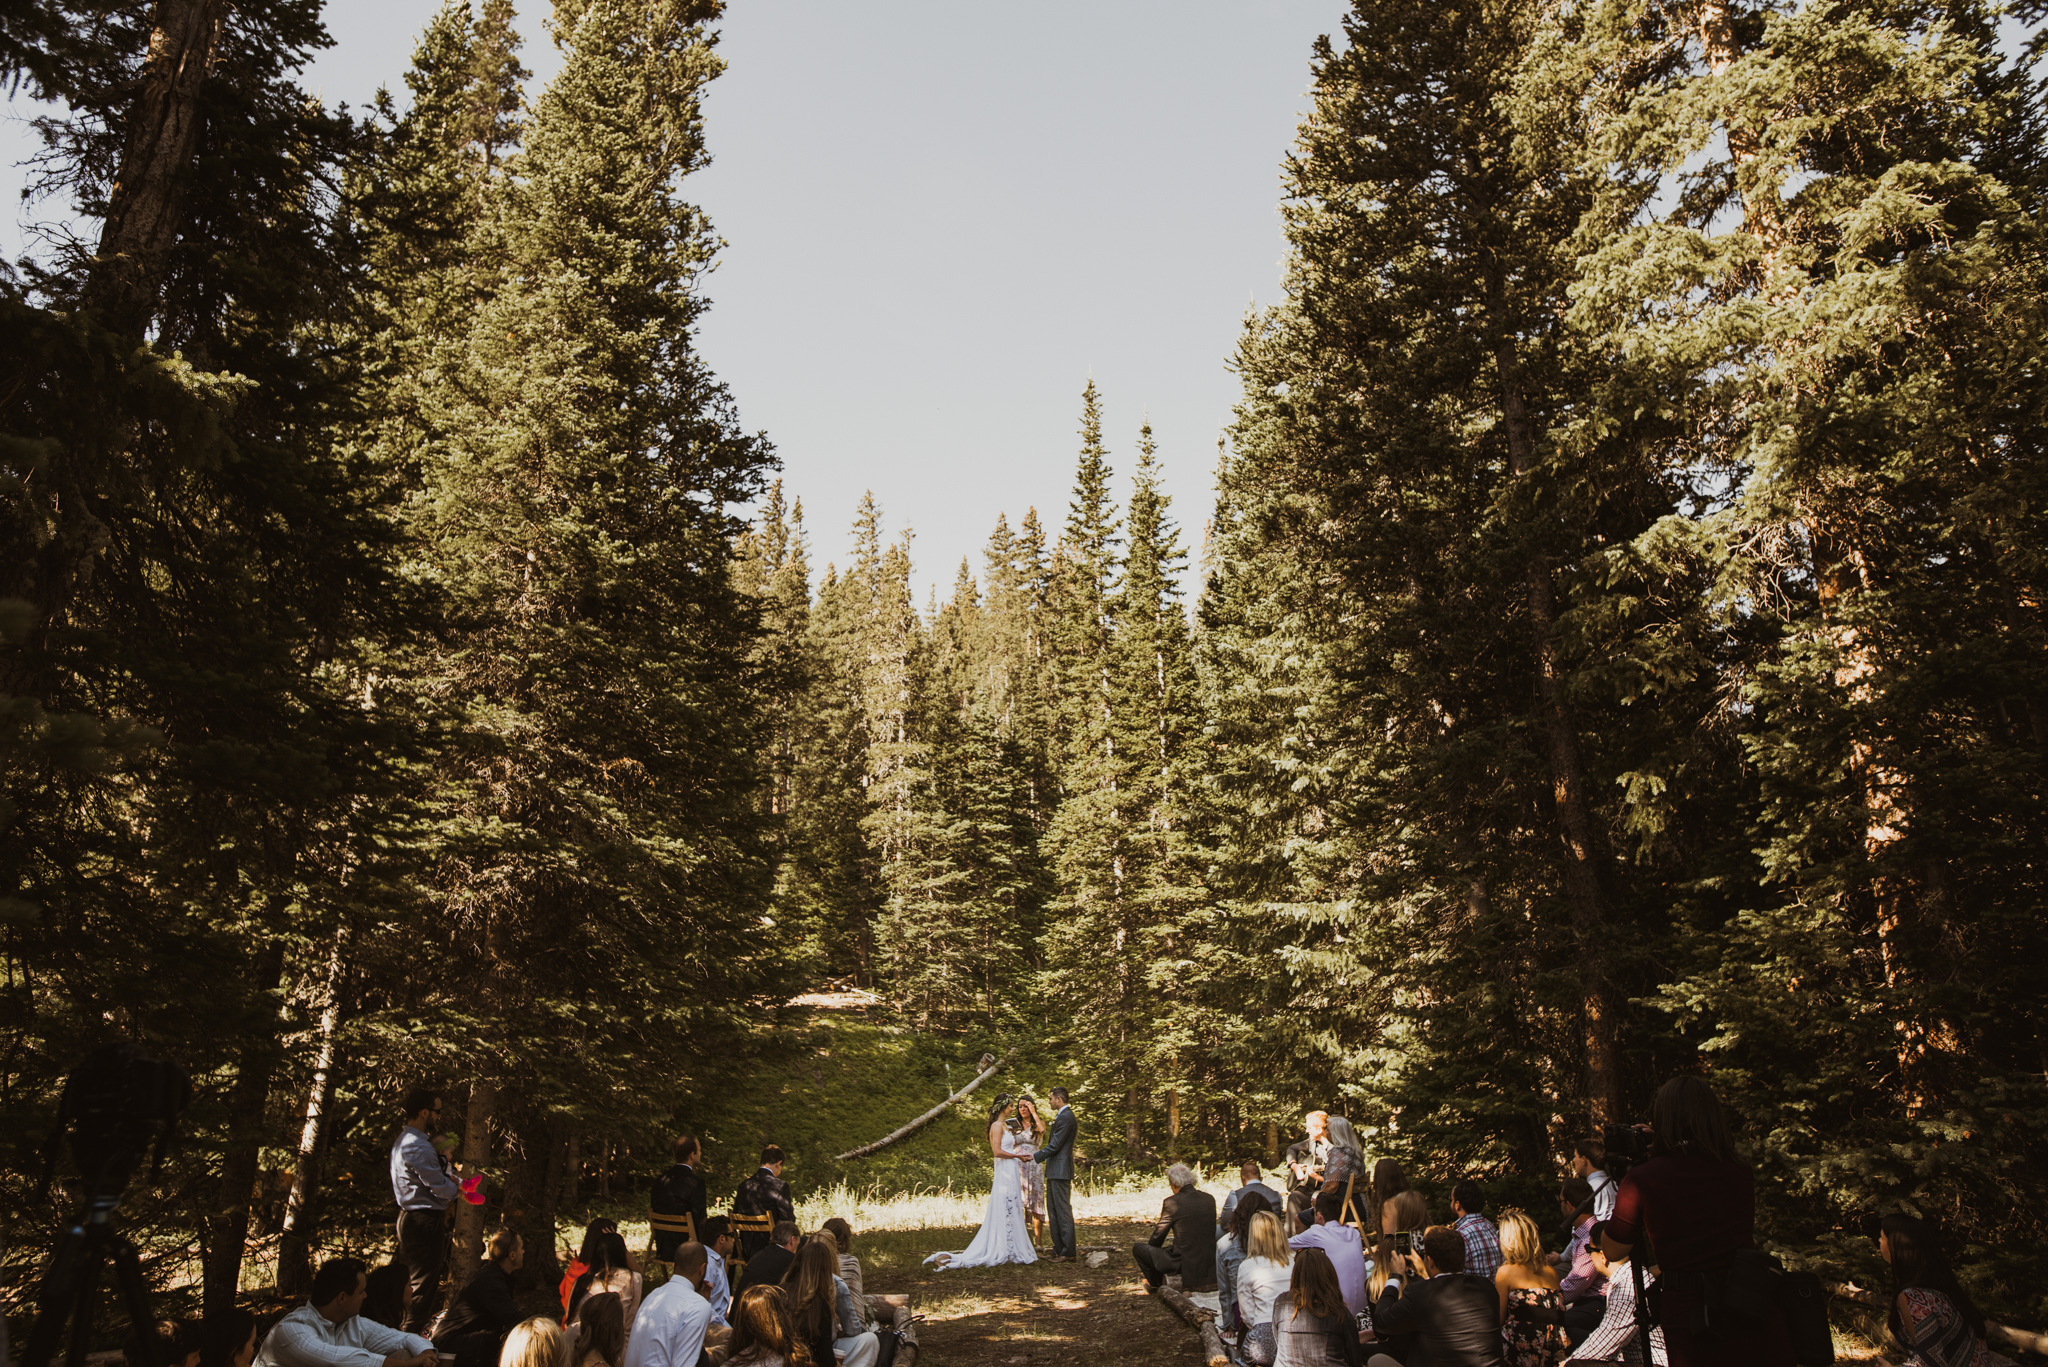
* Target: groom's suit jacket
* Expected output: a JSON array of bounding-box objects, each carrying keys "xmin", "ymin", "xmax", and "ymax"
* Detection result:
[{"xmin": 1037, "ymin": 1105, "xmax": 1077, "ymax": 1180}]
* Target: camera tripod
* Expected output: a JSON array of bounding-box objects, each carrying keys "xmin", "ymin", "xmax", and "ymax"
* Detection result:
[{"xmin": 19, "ymin": 1143, "xmax": 163, "ymax": 1367}]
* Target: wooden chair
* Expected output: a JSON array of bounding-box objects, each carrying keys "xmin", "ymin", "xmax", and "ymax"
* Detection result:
[
  {"xmin": 1339, "ymin": 1172, "xmax": 1364, "ymax": 1229},
  {"xmin": 726, "ymin": 1212, "xmax": 773, "ymax": 1279},
  {"xmin": 645, "ymin": 1210, "xmax": 695, "ymax": 1266}
]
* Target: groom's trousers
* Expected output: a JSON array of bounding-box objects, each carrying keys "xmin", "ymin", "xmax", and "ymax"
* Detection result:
[{"xmin": 1046, "ymin": 1178, "xmax": 1075, "ymax": 1257}]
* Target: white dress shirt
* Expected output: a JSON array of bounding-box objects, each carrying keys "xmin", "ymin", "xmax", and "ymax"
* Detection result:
[
  {"xmin": 254, "ymin": 1305, "xmax": 430, "ymax": 1367},
  {"xmin": 620, "ymin": 1278, "xmax": 710, "ymax": 1367},
  {"xmin": 1588, "ymin": 1168, "xmax": 1618, "ymax": 1221}
]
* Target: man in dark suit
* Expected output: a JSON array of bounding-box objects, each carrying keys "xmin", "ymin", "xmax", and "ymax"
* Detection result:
[
  {"xmin": 1132, "ymin": 1164, "xmax": 1219, "ymax": 1292},
  {"xmin": 1032, "ymin": 1088, "xmax": 1078, "ymax": 1260},
  {"xmin": 734, "ymin": 1221, "xmax": 799, "ymax": 1294},
  {"xmin": 732, "ymin": 1144, "xmax": 794, "ymax": 1258},
  {"xmin": 650, "ymin": 1134, "xmax": 708, "ymax": 1261},
  {"xmin": 1368, "ymin": 1224, "xmax": 1505, "ymax": 1367}
]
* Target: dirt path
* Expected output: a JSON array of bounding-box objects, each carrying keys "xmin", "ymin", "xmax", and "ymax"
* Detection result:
[{"xmin": 859, "ymin": 1217, "xmax": 1202, "ymax": 1367}]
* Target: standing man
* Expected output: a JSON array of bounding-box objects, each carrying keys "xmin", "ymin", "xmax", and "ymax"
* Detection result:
[
  {"xmin": 389, "ymin": 1087, "xmax": 460, "ymax": 1334},
  {"xmin": 1033, "ymin": 1087, "xmax": 1078, "ymax": 1261},
  {"xmin": 731, "ymin": 1145, "xmax": 794, "ymax": 1259},
  {"xmin": 651, "ymin": 1135, "xmax": 708, "ymax": 1262}
]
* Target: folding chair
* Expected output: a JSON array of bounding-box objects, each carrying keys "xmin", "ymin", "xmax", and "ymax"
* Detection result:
[
  {"xmin": 646, "ymin": 1210, "xmax": 695, "ymax": 1267},
  {"xmin": 726, "ymin": 1212, "xmax": 774, "ymax": 1280}
]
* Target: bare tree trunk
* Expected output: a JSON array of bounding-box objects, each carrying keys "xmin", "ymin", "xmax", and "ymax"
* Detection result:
[
  {"xmin": 83, "ymin": 0, "xmax": 230, "ymax": 336},
  {"xmin": 561, "ymin": 1129, "xmax": 580, "ymax": 1208},
  {"xmin": 1490, "ymin": 324, "xmax": 1623, "ymax": 1128},
  {"xmin": 1265, "ymin": 1121, "xmax": 1279, "ymax": 1166},
  {"xmin": 1167, "ymin": 1090, "xmax": 1180, "ymax": 1160},
  {"xmin": 1126, "ymin": 1087, "xmax": 1143, "ymax": 1163},
  {"xmin": 278, "ymin": 932, "xmax": 349, "ymax": 1296},
  {"xmin": 203, "ymin": 938, "xmax": 286, "ymax": 1320},
  {"xmin": 449, "ymin": 1080, "xmax": 496, "ymax": 1292},
  {"xmin": 598, "ymin": 1140, "xmax": 611, "ymax": 1200}
]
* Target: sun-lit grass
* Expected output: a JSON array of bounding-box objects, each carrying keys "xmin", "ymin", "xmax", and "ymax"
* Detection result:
[{"xmin": 791, "ymin": 1171, "xmax": 1174, "ymax": 1234}]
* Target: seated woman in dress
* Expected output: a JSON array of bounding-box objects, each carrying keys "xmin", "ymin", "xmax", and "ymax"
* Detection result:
[
  {"xmin": 1881, "ymin": 1214, "xmax": 2000, "ymax": 1367},
  {"xmin": 1495, "ymin": 1210, "xmax": 1568, "ymax": 1367}
]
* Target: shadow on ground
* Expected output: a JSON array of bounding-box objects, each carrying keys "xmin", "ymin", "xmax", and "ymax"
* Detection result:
[{"xmin": 859, "ymin": 1217, "xmax": 1198, "ymax": 1367}]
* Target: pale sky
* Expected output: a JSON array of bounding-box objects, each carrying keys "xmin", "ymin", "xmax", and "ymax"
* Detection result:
[{"xmin": 3, "ymin": 1, "xmax": 1350, "ymax": 602}]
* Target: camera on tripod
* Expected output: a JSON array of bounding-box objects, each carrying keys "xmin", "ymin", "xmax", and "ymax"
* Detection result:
[{"xmin": 21, "ymin": 1044, "xmax": 192, "ymax": 1367}]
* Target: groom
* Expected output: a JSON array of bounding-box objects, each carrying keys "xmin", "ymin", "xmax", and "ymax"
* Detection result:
[{"xmin": 1033, "ymin": 1087, "xmax": 1078, "ymax": 1261}]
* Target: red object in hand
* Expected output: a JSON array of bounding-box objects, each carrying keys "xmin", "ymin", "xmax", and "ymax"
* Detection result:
[{"xmin": 461, "ymin": 1174, "xmax": 485, "ymax": 1205}]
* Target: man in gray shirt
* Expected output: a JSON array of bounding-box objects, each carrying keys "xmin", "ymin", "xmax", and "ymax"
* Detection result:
[
  {"xmin": 1220, "ymin": 1160, "xmax": 1285, "ymax": 1227},
  {"xmin": 389, "ymin": 1087, "xmax": 460, "ymax": 1333},
  {"xmin": 256, "ymin": 1259, "xmax": 435, "ymax": 1367}
]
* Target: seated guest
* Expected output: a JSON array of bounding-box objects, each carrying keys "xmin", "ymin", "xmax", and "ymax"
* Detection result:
[
  {"xmin": 1553, "ymin": 1178, "xmax": 1607, "ymax": 1346},
  {"xmin": 1570, "ymin": 1141, "xmax": 1616, "ymax": 1222},
  {"xmin": 621, "ymin": 1243, "xmax": 712, "ymax": 1367},
  {"xmin": 698, "ymin": 1216, "xmax": 735, "ymax": 1328},
  {"xmin": 199, "ymin": 1309, "xmax": 259, "ymax": 1367},
  {"xmin": 125, "ymin": 1319, "xmax": 200, "ymax": 1367},
  {"xmin": 498, "ymin": 1320, "xmax": 561, "ymax": 1367},
  {"xmin": 1133, "ymin": 1163, "xmax": 1219, "ymax": 1293},
  {"xmin": 361, "ymin": 1265, "xmax": 411, "ymax": 1332},
  {"xmin": 560, "ymin": 1221, "xmax": 620, "ymax": 1322},
  {"xmin": 1222, "ymin": 1161, "xmax": 1286, "ymax": 1228},
  {"xmin": 735, "ymin": 1222, "xmax": 800, "ymax": 1294},
  {"xmin": 434, "ymin": 1230, "xmax": 524, "ymax": 1367},
  {"xmin": 1238, "ymin": 1211, "xmax": 1294, "ymax": 1367},
  {"xmin": 723, "ymin": 1288, "xmax": 800, "ymax": 1367},
  {"xmin": 1219, "ymin": 1192, "xmax": 1274, "ymax": 1335},
  {"xmin": 1879, "ymin": 1214, "xmax": 1998, "ymax": 1367},
  {"xmin": 1288, "ymin": 1190, "xmax": 1368, "ymax": 1316},
  {"xmin": 1367, "ymin": 1226, "xmax": 1503, "ymax": 1367},
  {"xmin": 1564, "ymin": 1223, "xmax": 1665, "ymax": 1365},
  {"xmin": 254, "ymin": 1258, "xmax": 435, "ymax": 1367},
  {"xmin": 1271, "ymin": 1247, "xmax": 1362, "ymax": 1367},
  {"xmin": 788, "ymin": 1238, "xmax": 878, "ymax": 1367},
  {"xmin": 1370, "ymin": 1160, "xmax": 1410, "ymax": 1243},
  {"xmin": 563, "ymin": 1295, "xmax": 624, "ymax": 1367},
  {"xmin": 1452, "ymin": 1181, "xmax": 1503, "ymax": 1283},
  {"xmin": 1495, "ymin": 1211, "xmax": 1567, "ymax": 1367},
  {"xmin": 732, "ymin": 1147, "xmax": 795, "ymax": 1259},
  {"xmin": 566, "ymin": 1233, "xmax": 642, "ymax": 1340},
  {"xmin": 650, "ymin": 1136, "xmax": 708, "ymax": 1263}
]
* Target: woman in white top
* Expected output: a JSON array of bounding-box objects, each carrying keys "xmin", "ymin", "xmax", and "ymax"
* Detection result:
[{"xmin": 1238, "ymin": 1210, "xmax": 1295, "ymax": 1367}]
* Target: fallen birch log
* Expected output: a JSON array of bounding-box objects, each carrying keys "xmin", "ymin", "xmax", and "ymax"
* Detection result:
[
  {"xmin": 1154, "ymin": 1281, "xmax": 1229, "ymax": 1367},
  {"xmin": 835, "ymin": 1053, "xmax": 1003, "ymax": 1160},
  {"xmin": 1989, "ymin": 1321, "xmax": 2048, "ymax": 1356}
]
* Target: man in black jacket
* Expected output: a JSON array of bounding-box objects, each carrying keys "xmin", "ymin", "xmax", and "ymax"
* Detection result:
[
  {"xmin": 1367, "ymin": 1225, "xmax": 1504, "ymax": 1367},
  {"xmin": 1132, "ymin": 1164, "xmax": 1219, "ymax": 1292},
  {"xmin": 732, "ymin": 1145, "xmax": 795, "ymax": 1259},
  {"xmin": 734, "ymin": 1222, "xmax": 800, "ymax": 1294},
  {"xmin": 651, "ymin": 1135, "xmax": 708, "ymax": 1261},
  {"xmin": 433, "ymin": 1231, "xmax": 523, "ymax": 1367}
]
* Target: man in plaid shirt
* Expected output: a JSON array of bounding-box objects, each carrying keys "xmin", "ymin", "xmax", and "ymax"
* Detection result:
[{"xmin": 1451, "ymin": 1179, "xmax": 1503, "ymax": 1282}]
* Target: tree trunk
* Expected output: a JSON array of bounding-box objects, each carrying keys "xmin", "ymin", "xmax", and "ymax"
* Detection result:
[
  {"xmin": 1167, "ymin": 1090, "xmax": 1180, "ymax": 1160},
  {"xmin": 1265, "ymin": 1121, "xmax": 1278, "ymax": 1166},
  {"xmin": 1490, "ymin": 325, "xmax": 1623, "ymax": 1127},
  {"xmin": 1126, "ymin": 1087, "xmax": 1143, "ymax": 1163},
  {"xmin": 83, "ymin": 0, "xmax": 230, "ymax": 336},
  {"xmin": 598, "ymin": 1140, "xmax": 611, "ymax": 1200},
  {"xmin": 278, "ymin": 932, "xmax": 349, "ymax": 1296},
  {"xmin": 502, "ymin": 1109, "xmax": 561, "ymax": 1285},
  {"xmin": 203, "ymin": 938, "xmax": 286, "ymax": 1320},
  {"xmin": 449, "ymin": 1080, "xmax": 496, "ymax": 1292},
  {"xmin": 561, "ymin": 1129, "xmax": 580, "ymax": 1207}
]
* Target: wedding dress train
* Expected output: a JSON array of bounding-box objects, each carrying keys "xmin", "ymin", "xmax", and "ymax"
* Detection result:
[{"xmin": 923, "ymin": 1125, "xmax": 1039, "ymax": 1268}]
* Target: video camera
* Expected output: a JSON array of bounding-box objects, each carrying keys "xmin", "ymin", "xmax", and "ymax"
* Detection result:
[{"xmin": 1601, "ymin": 1122, "xmax": 1654, "ymax": 1180}]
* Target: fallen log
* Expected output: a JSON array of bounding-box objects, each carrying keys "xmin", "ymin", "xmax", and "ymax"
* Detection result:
[
  {"xmin": 1989, "ymin": 1320, "xmax": 2048, "ymax": 1357},
  {"xmin": 834, "ymin": 1053, "xmax": 1003, "ymax": 1160},
  {"xmin": 1153, "ymin": 1281, "xmax": 1229, "ymax": 1367}
]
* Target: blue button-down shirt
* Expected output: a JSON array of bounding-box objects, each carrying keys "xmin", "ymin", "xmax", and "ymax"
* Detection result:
[
  {"xmin": 703, "ymin": 1246, "xmax": 731, "ymax": 1327},
  {"xmin": 390, "ymin": 1125, "xmax": 460, "ymax": 1211}
]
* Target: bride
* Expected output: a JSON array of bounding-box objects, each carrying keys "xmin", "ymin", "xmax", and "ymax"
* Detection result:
[{"xmin": 923, "ymin": 1093, "xmax": 1039, "ymax": 1268}]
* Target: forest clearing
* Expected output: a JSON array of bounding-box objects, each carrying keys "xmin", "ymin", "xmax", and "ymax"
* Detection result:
[{"xmin": 4, "ymin": 0, "xmax": 2048, "ymax": 1364}]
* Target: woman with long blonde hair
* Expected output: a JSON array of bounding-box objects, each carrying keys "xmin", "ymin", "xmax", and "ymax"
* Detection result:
[
  {"xmin": 1495, "ymin": 1209, "xmax": 1568, "ymax": 1367},
  {"xmin": 1237, "ymin": 1210, "xmax": 1294, "ymax": 1366},
  {"xmin": 497, "ymin": 1319, "xmax": 562, "ymax": 1367}
]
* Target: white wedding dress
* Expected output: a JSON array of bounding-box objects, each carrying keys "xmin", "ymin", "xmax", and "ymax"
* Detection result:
[{"xmin": 923, "ymin": 1124, "xmax": 1039, "ymax": 1268}]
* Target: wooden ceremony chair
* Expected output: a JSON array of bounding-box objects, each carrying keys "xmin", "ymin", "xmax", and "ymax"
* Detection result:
[
  {"xmin": 726, "ymin": 1212, "xmax": 773, "ymax": 1279},
  {"xmin": 645, "ymin": 1210, "xmax": 695, "ymax": 1266}
]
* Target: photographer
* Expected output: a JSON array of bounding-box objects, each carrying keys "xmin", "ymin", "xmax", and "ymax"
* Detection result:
[
  {"xmin": 1366, "ymin": 1225, "xmax": 1503, "ymax": 1367},
  {"xmin": 255, "ymin": 1258, "xmax": 436, "ymax": 1367},
  {"xmin": 1599, "ymin": 1077, "xmax": 1794, "ymax": 1367}
]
